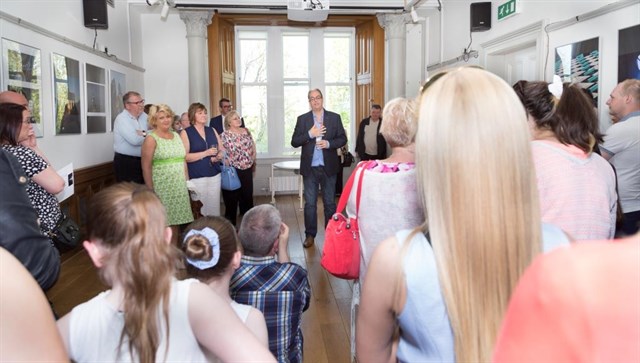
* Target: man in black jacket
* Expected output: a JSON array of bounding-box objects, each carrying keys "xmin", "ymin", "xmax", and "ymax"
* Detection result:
[
  {"xmin": 355, "ymin": 104, "xmax": 386, "ymax": 160},
  {"xmin": 291, "ymin": 89, "xmax": 347, "ymax": 248},
  {"xmin": 0, "ymin": 149, "xmax": 60, "ymax": 291}
]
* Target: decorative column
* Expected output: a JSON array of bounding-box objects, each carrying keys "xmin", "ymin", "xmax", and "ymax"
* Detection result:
[
  {"xmin": 179, "ymin": 10, "xmax": 214, "ymax": 107},
  {"xmin": 377, "ymin": 13, "xmax": 411, "ymax": 99}
]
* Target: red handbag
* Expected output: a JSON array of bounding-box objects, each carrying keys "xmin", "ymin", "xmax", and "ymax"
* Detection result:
[{"xmin": 321, "ymin": 161, "xmax": 366, "ymax": 280}]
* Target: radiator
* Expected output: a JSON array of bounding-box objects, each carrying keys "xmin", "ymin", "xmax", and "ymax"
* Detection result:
[{"xmin": 270, "ymin": 176, "xmax": 299, "ymax": 193}]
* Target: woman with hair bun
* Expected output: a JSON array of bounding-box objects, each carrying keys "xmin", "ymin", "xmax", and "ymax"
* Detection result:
[
  {"xmin": 141, "ymin": 104, "xmax": 193, "ymax": 246},
  {"xmin": 56, "ymin": 183, "xmax": 274, "ymax": 363},
  {"xmin": 183, "ymin": 215, "xmax": 268, "ymax": 357}
]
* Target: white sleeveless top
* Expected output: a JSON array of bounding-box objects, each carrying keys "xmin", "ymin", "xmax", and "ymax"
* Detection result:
[{"xmin": 69, "ymin": 278, "xmax": 208, "ymax": 362}]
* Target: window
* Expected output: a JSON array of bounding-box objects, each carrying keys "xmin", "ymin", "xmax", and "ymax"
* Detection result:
[
  {"xmin": 85, "ymin": 63, "xmax": 107, "ymax": 133},
  {"xmin": 237, "ymin": 27, "xmax": 354, "ymax": 157}
]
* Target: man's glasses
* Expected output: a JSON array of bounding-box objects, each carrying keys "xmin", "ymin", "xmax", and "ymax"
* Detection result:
[
  {"xmin": 221, "ymin": 104, "xmax": 232, "ymax": 109},
  {"xmin": 127, "ymin": 99, "xmax": 145, "ymax": 105},
  {"xmin": 308, "ymin": 96, "xmax": 323, "ymax": 102}
]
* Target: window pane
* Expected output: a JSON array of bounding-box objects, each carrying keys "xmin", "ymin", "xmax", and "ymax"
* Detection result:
[
  {"xmin": 325, "ymin": 85, "xmax": 351, "ymax": 141},
  {"xmin": 241, "ymin": 86, "xmax": 268, "ymax": 154},
  {"xmin": 283, "ymin": 84, "xmax": 310, "ymax": 152},
  {"xmin": 324, "ymin": 36, "xmax": 350, "ymax": 83},
  {"xmin": 240, "ymin": 39, "xmax": 267, "ymax": 83},
  {"xmin": 283, "ymin": 34, "xmax": 308, "ymax": 79}
]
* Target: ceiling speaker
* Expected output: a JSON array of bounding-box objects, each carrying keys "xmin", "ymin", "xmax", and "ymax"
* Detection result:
[
  {"xmin": 83, "ymin": 0, "xmax": 108, "ymax": 29},
  {"xmin": 470, "ymin": 2, "xmax": 491, "ymax": 32}
]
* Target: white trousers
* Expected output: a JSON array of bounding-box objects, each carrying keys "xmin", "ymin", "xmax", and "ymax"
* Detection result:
[{"xmin": 187, "ymin": 174, "xmax": 221, "ymax": 217}]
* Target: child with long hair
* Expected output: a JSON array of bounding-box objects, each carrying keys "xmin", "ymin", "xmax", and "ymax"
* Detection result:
[
  {"xmin": 182, "ymin": 215, "xmax": 268, "ymax": 354},
  {"xmin": 56, "ymin": 183, "xmax": 274, "ymax": 362}
]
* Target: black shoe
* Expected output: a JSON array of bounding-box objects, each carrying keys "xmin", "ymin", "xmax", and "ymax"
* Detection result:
[{"xmin": 303, "ymin": 236, "xmax": 315, "ymax": 248}]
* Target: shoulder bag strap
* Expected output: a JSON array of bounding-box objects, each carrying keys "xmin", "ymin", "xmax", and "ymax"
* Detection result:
[{"xmin": 336, "ymin": 161, "xmax": 367, "ymax": 214}]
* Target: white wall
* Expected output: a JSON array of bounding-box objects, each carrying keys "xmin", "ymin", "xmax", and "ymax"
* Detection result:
[
  {"xmin": 413, "ymin": 0, "xmax": 640, "ymax": 128},
  {"xmin": 0, "ymin": 1, "xmax": 145, "ymax": 169},
  {"xmin": 138, "ymin": 10, "xmax": 191, "ymax": 115}
]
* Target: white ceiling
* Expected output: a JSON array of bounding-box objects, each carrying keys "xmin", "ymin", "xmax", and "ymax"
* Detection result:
[{"xmin": 129, "ymin": 0, "xmax": 439, "ymax": 15}]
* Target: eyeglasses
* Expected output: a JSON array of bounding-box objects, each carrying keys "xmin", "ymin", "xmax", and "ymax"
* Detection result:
[
  {"xmin": 127, "ymin": 99, "xmax": 145, "ymax": 105},
  {"xmin": 221, "ymin": 104, "xmax": 232, "ymax": 109},
  {"xmin": 22, "ymin": 116, "xmax": 36, "ymax": 125},
  {"xmin": 308, "ymin": 96, "xmax": 323, "ymax": 102}
]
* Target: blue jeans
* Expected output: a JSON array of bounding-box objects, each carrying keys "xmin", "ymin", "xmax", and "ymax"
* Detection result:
[{"xmin": 303, "ymin": 167, "xmax": 337, "ymax": 237}]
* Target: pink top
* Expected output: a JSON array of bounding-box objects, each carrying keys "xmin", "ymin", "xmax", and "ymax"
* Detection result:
[
  {"xmin": 221, "ymin": 130, "xmax": 255, "ymax": 170},
  {"xmin": 532, "ymin": 140, "xmax": 617, "ymax": 240},
  {"xmin": 363, "ymin": 160, "xmax": 415, "ymax": 173},
  {"xmin": 493, "ymin": 235, "xmax": 640, "ymax": 362}
]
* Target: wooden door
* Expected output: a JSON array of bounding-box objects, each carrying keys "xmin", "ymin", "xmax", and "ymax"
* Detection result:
[
  {"xmin": 208, "ymin": 15, "xmax": 236, "ymax": 113},
  {"xmin": 355, "ymin": 19, "xmax": 384, "ymax": 133}
]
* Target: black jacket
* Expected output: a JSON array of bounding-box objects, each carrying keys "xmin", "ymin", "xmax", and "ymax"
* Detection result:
[
  {"xmin": 355, "ymin": 117, "xmax": 386, "ymax": 159},
  {"xmin": 291, "ymin": 109, "xmax": 347, "ymax": 177},
  {"xmin": 0, "ymin": 150, "xmax": 60, "ymax": 291},
  {"xmin": 209, "ymin": 115, "xmax": 245, "ymax": 135}
]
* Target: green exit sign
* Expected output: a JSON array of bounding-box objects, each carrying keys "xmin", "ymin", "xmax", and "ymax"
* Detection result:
[{"xmin": 498, "ymin": 0, "xmax": 519, "ymax": 21}]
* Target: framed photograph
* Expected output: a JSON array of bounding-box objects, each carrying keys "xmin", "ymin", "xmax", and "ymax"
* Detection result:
[
  {"xmin": 1, "ymin": 39, "xmax": 43, "ymax": 137},
  {"xmin": 554, "ymin": 37, "xmax": 600, "ymax": 105},
  {"xmin": 85, "ymin": 63, "xmax": 107, "ymax": 133},
  {"xmin": 110, "ymin": 70, "xmax": 126, "ymax": 131},
  {"xmin": 618, "ymin": 24, "xmax": 640, "ymax": 82},
  {"xmin": 52, "ymin": 53, "xmax": 82, "ymax": 134}
]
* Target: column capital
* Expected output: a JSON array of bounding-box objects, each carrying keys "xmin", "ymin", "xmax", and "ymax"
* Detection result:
[
  {"xmin": 376, "ymin": 13, "xmax": 411, "ymax": 39},
  {"xmin": 179, "ymin": 10, "xmax": 213, "ymax": 37}
]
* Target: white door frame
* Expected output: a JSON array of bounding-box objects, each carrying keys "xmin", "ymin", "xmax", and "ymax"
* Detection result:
[{"xmin": 481, "ymin": 20, "xmax": 548, "ymax": 81}]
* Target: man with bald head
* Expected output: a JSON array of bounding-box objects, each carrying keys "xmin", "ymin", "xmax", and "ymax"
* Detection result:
[
  {"xmin": 0, "ymin": 90, "xmax": 29, "ymax": 107},
  {"xmin": 602, "ymin": 79, "xmax": 640, "ymax": 236}
]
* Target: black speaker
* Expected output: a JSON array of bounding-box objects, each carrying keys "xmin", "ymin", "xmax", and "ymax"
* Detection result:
[
  {"xmin": 83, "ymin": 0, "xmax": 108, "ymax": 29},
  {"xmin": 470, "ymin": 2, "xmax": 491, "ymax": 32}
]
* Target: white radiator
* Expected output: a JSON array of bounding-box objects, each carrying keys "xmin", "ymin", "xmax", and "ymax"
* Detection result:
[{"xmin": 270, "ymin": 176, "xmax": 299, "ymax": 193}]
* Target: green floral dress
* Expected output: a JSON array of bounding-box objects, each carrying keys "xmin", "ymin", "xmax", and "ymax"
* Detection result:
[{"xmin": 150, "ymin": 131, "xmax": 194, "ymax": 226}]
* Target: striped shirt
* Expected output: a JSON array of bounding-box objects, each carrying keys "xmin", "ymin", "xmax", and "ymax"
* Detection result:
[{"xmin": 230, "ymin": 255, "xmax": 311, "ymax": 363}]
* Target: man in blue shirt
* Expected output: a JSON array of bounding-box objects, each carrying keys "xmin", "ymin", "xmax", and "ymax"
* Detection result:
[
  {"xmin": 291, "ymin": 89, "xmax": 347, "ymax": 248},
  {"xmin": 113, "ymin": 91, "xmax": 147, "ymax": 184},
  {"xmin": 230, "ymin": 204, "xmax": 311, "ymax": 363}
]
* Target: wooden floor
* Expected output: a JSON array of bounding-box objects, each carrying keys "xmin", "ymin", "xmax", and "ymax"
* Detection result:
[{"xmin": 46, "ymin": 194, "xmax": 353, "ymax": 363}]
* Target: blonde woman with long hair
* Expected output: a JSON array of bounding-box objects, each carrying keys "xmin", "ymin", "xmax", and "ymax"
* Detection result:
[
  {"xmin": 356, "ymin": 67, "xmax": 568, "ymax": 362},
  {"xmin": 56, "ymin": 183, "xmax": 275, "ymax": 363}
]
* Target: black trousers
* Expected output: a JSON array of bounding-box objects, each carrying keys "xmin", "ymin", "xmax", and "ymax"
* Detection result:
[
  {"xmin": 222, "ymin": 167, "xmax": 254, "ymax": 226},
  {"xmin": 113, "ymin": 153, "xmax": 144, "ymax": 184}
]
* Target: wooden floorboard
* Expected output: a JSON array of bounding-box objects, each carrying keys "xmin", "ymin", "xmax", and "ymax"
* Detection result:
[{"xmin": 47, "ymin": 194, "xmax": 353, "ymax": 363}]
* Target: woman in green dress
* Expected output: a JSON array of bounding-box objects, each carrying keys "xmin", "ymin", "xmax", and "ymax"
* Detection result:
[{"xmin": 142, "ymin": 104, "xmax": 194, "ymax": 245}]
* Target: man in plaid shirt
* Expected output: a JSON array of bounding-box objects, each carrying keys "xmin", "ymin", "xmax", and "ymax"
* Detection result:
[{"xmin": 230, "ymin": 204, "xmax": 311, "ymax": 363}]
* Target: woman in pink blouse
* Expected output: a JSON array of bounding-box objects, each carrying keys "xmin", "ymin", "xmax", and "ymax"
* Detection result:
[{"xmin": 221, "ymin": 110, "xmax": 256, "ymax": 226}]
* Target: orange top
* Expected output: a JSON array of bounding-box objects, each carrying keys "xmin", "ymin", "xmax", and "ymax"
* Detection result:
[{"xmin": 493, "ymin": 235, "xmax": 640, "ymax": 362}]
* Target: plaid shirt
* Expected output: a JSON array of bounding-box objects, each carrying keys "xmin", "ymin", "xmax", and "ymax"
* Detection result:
[{"xmin": 230, "ymin": 255, "xmax": 311, "ymax": 363}]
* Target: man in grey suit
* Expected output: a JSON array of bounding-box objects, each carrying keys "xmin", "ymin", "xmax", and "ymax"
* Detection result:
[{"xmin": 291, "ymin": 89, "xmax": 347, "ymax": 248}]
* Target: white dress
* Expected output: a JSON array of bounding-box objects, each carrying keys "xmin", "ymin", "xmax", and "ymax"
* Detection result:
[{"xmin": 69, "ymin": 278, "xmax": 209, "ymax": 362}]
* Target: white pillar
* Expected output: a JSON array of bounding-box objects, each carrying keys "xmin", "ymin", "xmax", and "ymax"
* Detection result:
[
  {"xmin": 179, "ymin": 10, "xmax": 213, "ymax": 107},
  {"xmin": 377, "ymin": 13, "xmax": 411, "ymax": 99}
]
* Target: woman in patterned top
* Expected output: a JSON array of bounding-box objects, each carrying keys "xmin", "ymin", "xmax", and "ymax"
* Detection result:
[
  {"xmin": 221, "ymin": 110, "xmax": 256, "ymax": 226},
  {"xmin": 0, "ymin": 103, "xmax": 65, "ymax": 236},
  {"xmin": 141, "ymin": 104, "xmax": 193, "ymax": 246}
]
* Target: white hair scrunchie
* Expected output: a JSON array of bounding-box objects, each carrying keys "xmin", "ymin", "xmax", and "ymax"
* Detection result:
[
  {"xmin": 548, "ymin": 75, "xmax": 564, "ymax": 99},
  {"xmin": 184, "ymin": 227, "xmax": 221, "ymax": 270}
]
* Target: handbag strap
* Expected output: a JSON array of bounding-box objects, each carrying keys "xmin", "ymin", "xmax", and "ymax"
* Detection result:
[{"xmin": 336, "ymin": 161, "xmax": 368, "ymax": 215}]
